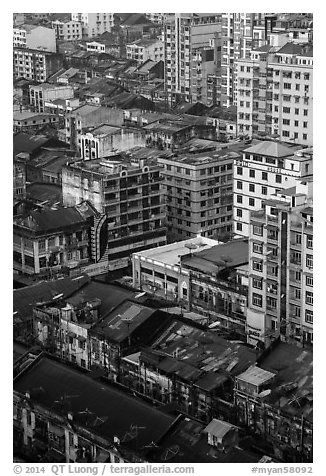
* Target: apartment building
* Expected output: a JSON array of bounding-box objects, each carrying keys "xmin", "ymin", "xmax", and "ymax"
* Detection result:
[
  {"xmin": 158, "ymin": 149, "xmax": 234, "ymax": 242},
  {"xmin": 13, "ymin": 24, "xmax": 56, "ymax": 52},
  {"xmin": 29, "ymin": 84, "xmax": 74, "ymax": 113},
  {"xmin": 236, "ymin": 40, "xmax": 313, "ymax": 146},
  {"xmin": 13, "ymin": 47, "xmax": 64, "ymax": 82},
  {"xmin": 164, "ymin": 14, "xmax": 221, "ymax": 105},
  {"xmin": 80, "ymin": 124, "xmax": 145, "ymax": 160},
  {"xmin": 190, "ymin": 47, "xmax": 216, "ymax": 104},
  {"xmin": 126, "ymin": 39, "xmax": 164, "ymax": 64},
  {"xmin": 13, "ymin": 202, "xmax": 96, "ymax": 277},
  {"xmin": 247, "ymin": 184, "xmax": 313, "ymax": 348},
  {"xmin": 51, "ymin": 17, "xmax": 83, "ymax": 41},
  {"xmin": 62, "ymin": 158, "xmax": 166, "ymax": 273},
  {"xmin": 71, "ymin": 13, "xmax": 114, "ymax": 38},
  {"xmin": 221, "ymin": 13, "xmax": 267, "ymax": 107},
  {"xmin": 233, "ymin": 142, "xmax": 313, "ymax": 237}
]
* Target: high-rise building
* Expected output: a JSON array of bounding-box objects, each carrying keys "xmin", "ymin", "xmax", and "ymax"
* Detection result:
[
  {"xmin": 164, "ymin": 13, "xmax": 221, "ymax": 106},
  {"xmin": 221, "ymin": 13, "xmax": 266, "ymax": 107},
  {"xmin": 233, "ymin": 142, "xmax": 313, "ymax": 237},
  {"xmin": 236, "ymin": 39, "xmax": 313, "ymax": 145},
  {"xmin": 247, "ymin": 184, "xmax": 313, "ymax": 348},
  {"xmin": 158, "ymin": 149, "xmax": 234, "ymax": 242},
  {"xmin": 13, "ymin": 24, "xmax": 56, "ymax": 52}
]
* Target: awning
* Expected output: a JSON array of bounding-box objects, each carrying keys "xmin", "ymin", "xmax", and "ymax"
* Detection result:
[{"xmin": 77, "ymin": 336, "xmax": 86, "ymax": 342}]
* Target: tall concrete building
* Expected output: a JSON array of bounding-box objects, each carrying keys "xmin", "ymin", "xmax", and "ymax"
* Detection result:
[
  {"xmin": 71, "ymin": 13, "xmax": 114, "ymax": 38},
  {"xmin": 62, "ymin": 158, "xmax": 166, "ymax": 273},
  {"xmin": 233, "ymin": 142, "xmax": 313, "ymax": 238},
  {"xmin": 247, "ymin": 185, "xmax": 313, "ymax": 348},
  {"xmin": 220, "ymin": 13, "xmax": 266, "ymax": 107},
  {"xmin": 164, "ymin": 13, "xmax": 221, "ymax": 106},
  {"xmin": 236, "ymin": 38, "xmax": 313, "ymax": 146},
  {"xmin": 158, "ymin": 148, "xmax": 234, "ymax": 243}
]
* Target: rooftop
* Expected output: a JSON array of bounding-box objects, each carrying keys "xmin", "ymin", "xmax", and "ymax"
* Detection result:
[
  {"xmin": 143, "ymin": 120, "xmax": 191, "ymax": 133},
  {"xmin": 162, "ymin": 149, "xmax": 240, "ymax": 166},
  {"xmin": 134, "ymin": 236, "xmax": 219, "ymax": 266},
  {"xmin": 13, "ymin": 274, "xmax": 90, "ymax": 322},
  {"xmin": 258, "ymin": 342, "xmax": 313, "ymax": 420},
  {"xmin": 14, "ymin": 201, "xmax": 96, "ymax": 234},
  {"xmin": 14, "ymin": 111, "xmax": 56, "ymax": 121},
  {"xmin": 143, "ymin": 320, "xmax": 257, "ymax": 386},
  {"xmin": 26, "ymin": 182, "xmax": 63, "ymax": 206},
  {"xmin": 182, "ymin": 239, "xmax": 249, "ymax": 273},
  {"xmin": 244, "ymin": 140, "xmax": 299, "ymax": 158},
  {"xmin": 276, "ymin": 42, "xmax": 313, "ymax": 57},
  {"xmin": 14, "ymin": 355, "xmax": 176, "ymax": 450},
  {"xmin": 87, "ymin": 124, "xmax": 121, "ymax": 137},
  {"xmin": 237, "ymin": 365, "xmax": 276, "ymax": 387},
  {"xmin": 147, "ymin": 417, "xmax": 258, "ymax": 463}
]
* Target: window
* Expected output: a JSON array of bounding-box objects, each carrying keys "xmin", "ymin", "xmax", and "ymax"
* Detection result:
[
  {"xmin": 306, "ymin": 254, "xmax": 313, "ymax": 269},
  {"xmin": 307, "ymin": 235, "xmax": 313, "ymax": 249},
  {"xmin": 262, "ymin": 186, "xmax": 267, "ymax": 195},
  {"xmin": 294, "ymin": 288, "xmax": 301, "ymax": 299},
  {"xmin": 237, "ymin": 181, "xmax": 243, "ymax": 190},
  {"xmin": 237, "ymin": 209, "xmax": 243, "ymax": 218},
  {"xmin": 237, "ymin": 167, "xmax": 243, "ymax": 175},
  {"xmin": 253, "ymin": 225, "xmax": 263, "ymax": 236},
  {"xmin": 267, "ymin": 296, "xmax": 277, "ymax": 310},
  {"xmin": 306, "ymin": 291, "xmax": 313, "ymax": 305},
  {"xmin": 282, "ymin": 130, "xmax": 290, "ymax": 137},
  {"xmin": 252, "ymin": 277, "xmax": 263, "ymax": 289},
  {"xmin": 306, "ymin": 275, "xmax": 313, "ymax": 287},
  {"xmin": 304, "ymin": 109, "xmax": 308, "ymax": 116},
  {"xmin": 249, "ymin": 184, "xmax": 255, "ymax": 192},
  {"xmin": 236, "ymin": 223, "xmax": 242, "ymax": 231},
  {"xmin": 305, "ymin": 309, "xmax": 313, "ymax": 324},
  {"xmin": 253, "ymin": 242, "xmax": 263, "ymax": 254},
  {"xmin": 303, "ymin": 134, "xmax": 307, "ymax": 141},
  {"xmin": 282, "ymin": 119, "xmax": 290, "ymax": 125},
  {"xmin": 253, "ymin": 260, "xmax": 263, "ymax": 272},
  {"xmin": 249, "ymin": 169, "xmax": 255, "ymax": 178},
  {"xmin": 252, "ymin": 293, "xmax": 262, "ymax": 307},
  {"xmin": 249, "ymin": 198, "xmax": 255, "ymax": 206},
  {"xmin": 237, "ymin": 195, "xmax": 243, "ymax": 204},
  {"xmin": 275, "ymin": 175, "xmax": 282, "ymax": 184},
  {"xmin": 262, "ymin": 172, "xmax": 268, "ymax": 181},
  {"xmin": 283, "ymin": 107, "xmax": 291, "ymax": 113}
]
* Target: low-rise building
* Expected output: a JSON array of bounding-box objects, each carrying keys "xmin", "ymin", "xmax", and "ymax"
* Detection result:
[
  {"xmin": 64, "ymin": 104, "xmax": 124, "ymax": 153},
  {"xmin": 13, "ymin": 201, "xmax": 96, "ymax": 278},
  {"xmin": 132, "ymin": 237, "xmax": 249, "ymax": 336},
  {"xmin": 13, "ymin": 111, "xmax": 60, "ymax": 133},
  {"xmin": 122, "ymin": 318, "xmax": 256, "ymax": 422},
  {"xmin": 80, "ymin": 124, "xmax": 145, "ymax": 159},
  {"xmin": 235, "ymin": 341, "xmax": 313, "ymax": 462},
  {"xmin": 126, "ymin": 39, "xmax": 164, "ymax": 64},
  {"xmin": 89, "ymin": 300, "xmax": 172, "ymax": 380},
  {"xmin": 13, "ymin": 354, "xmax": 177, "ymax": 463},
  {"xmin": 29, "ymin": 84, "xmax": 74, "ymax": 113}
]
